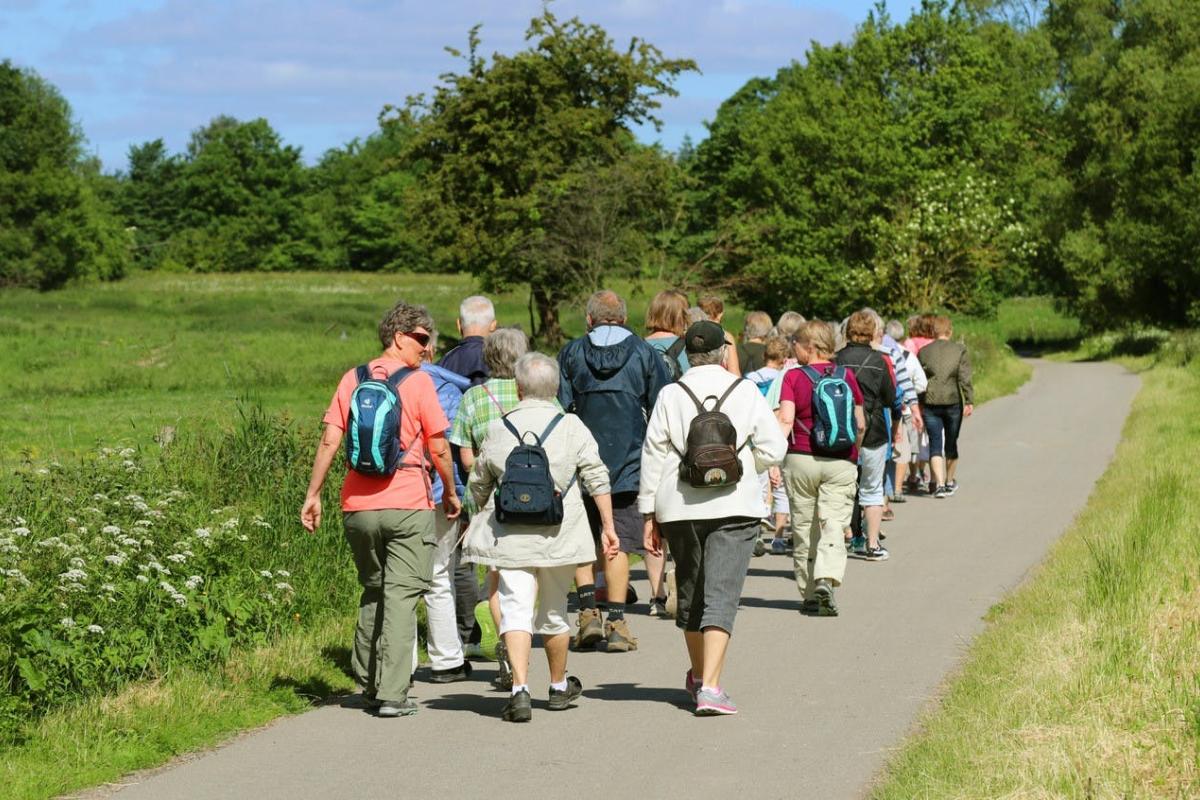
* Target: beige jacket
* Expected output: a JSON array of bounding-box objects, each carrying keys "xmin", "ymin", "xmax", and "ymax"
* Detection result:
[{"xmin": 463, "ymin": 400, "xmax": 610, "ymax": 568}]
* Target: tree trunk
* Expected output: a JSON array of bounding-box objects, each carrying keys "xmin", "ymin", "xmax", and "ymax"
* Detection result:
[{"xmin": 531, "ymin": 286, "xmax": 564, "ymax": 348}]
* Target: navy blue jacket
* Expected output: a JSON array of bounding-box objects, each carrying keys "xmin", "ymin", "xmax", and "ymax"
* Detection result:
[
  {"xmin": 557, "ymin": 328, "xmax": 669, "ymax": 494},
  {"xmin": 437, "ymin": 336, "xmax": 488, "ymax": 387}
]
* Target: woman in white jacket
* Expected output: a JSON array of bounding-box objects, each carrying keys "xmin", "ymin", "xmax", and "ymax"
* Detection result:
[
  {"xmin": 464, "ymin": 352, "xmax": 618, "ymax": 722},
  {"xmin": 640, "ymin": 321, "xmax": 787, "ymax": 716}
]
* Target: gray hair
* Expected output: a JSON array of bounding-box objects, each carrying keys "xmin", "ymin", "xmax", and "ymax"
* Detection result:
[
  {"xmin": 514, "ymin": 352, "xmax": 559, "ymax": 400},
  {"xmin": 774, "ymin": 311, "xmax": 806, "ymax": 340},
  {"xmin": 885, "ymin": 319, "xmax": 904, "ymax": 341},
  {"xmin": 743, "ymin": 311, "xmax": 773, "ymax": 340},
  {"xmin": 686, "ymin": 306, "xmax": 708, "ymax": 325},
  {"xmin": 835, "ymin": 317, "xmax": 849, "ymax": 352},
  {"xmin": 687, "ymin": 344, "xmax": 726, "ymax": 368},
  {"xmin": 859, "ymin": 307, "xmax": 885, "ymax": 337},
  {"xmin": 379, "ymin": 300, "xmax": 434, "ymax": 350},
  {"xmin": 586, "ymin": 290, "xmax": 627, "ymax": 326},
  {"xmin": 483, "ymin": 326, "xmax": 528, "ymax": 379},
  {"xmin": 459, "ymin": 295, "xmax": 495, "ymax": 332}
]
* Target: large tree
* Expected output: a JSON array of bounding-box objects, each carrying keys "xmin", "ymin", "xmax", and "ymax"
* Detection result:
[
  {"xmin": 683, "ymin": 0, "xmax": 1059, "ymax": 317},
  {"xmin": 0, "ymin": 60, "xmax": 129, "ymax": 289},
  {"xmin": 397, "ymin": 10, "xmax": 695, "ymax": 343},
  {"xmin": 1047, "ymin": 0, "xmax": 1200, "ymax": 328}
]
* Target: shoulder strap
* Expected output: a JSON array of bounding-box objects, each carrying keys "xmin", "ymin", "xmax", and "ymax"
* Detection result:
[
  {"xmin": 799, "ymin": 364, "xmax": 821, "ymax": 383},
  {"xmin": 355, "ymin": 364, "xmax": 370, "ymax": 384},
  {"xmin": 712, "ymin": 378, "xmax": 743, "ymax": 412},
  {"xmin": 386, "ymin": 367, "xmax": 415, "ymax": 389},
  {"xmin": 483, "ymin": 384, "xmax": 505, "ymax": 414},
  {"xmin": 500, "ymin": 415, "xmax": 524, "ymax": 444},
  {"xmin": 665, "ymin": 337, "xmax": 686, "ymax": 359},
  {"xmin": 676, "ymin": 381, "xmax": 707, "ymax": 414},
  {"xmin": 538, "ymin": 413, "xmax": 566, "ymax": 444}
]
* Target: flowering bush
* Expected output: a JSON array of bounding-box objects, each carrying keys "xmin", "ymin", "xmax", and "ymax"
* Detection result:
[{"xmin": 0, "ymin": 409, "xmax": 357, "ymax": 742}]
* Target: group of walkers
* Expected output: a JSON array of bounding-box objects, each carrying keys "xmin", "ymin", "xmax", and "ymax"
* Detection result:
[{"xmin": 299, "ymin": 289, "xmax": 975, "ymax": 722}]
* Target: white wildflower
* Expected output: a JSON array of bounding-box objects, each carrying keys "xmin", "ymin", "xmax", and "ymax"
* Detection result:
[
  {"xmin": 11, "ymin": 526, "xmax": 30, "ymax": 537},
  {"xmin": 134, "ymin": 520, "xmax": 153, "ymax": 528},
  {"xmin": 159, "ymin": 580, "xmax": 177, "ymax": 594},
  {"xmin": 92, "ymin": 493, "xmax": 108, "ymax": 501},
  {"xmin": 104, "ymin": 553, "xmax": 127, "ymax": 566},
  {"xmin": 58, "ymin": 569, "xmax": 88, "ymax": 582},
  {"xmin": 221, "ymin": 518, "xmax": 239, "ymax": 530},
  {"xmin": 36, "ymin": 537, "xmax": 62, "ymax": 548},
  {"xmin": 62, "ymin": 583, "xmax": 87, "ymax": 593},
  {"xmin": 69, "ymin": 557, "xmax": 85, "ymax": 569},
  {"xmin": 259, "ymin": 570, "xmax": 273, "ymax": 579},
  {"xmin": 132, "ymin": 501, "xmax": 149, "ymax": 513},
  {"xmin": 60, "ymin": 617, "xmax": 76, "ymax": 628},
  {"xmin": 101, "ymin": 582, "xmax": 116, "ymax": 593},
  {"xmin": 101, "ymin": 525, "xmax": 121, "ymax": 535},
  {"xmin": 184, "ymin": 575, "xmax": 203, "ymax": 590},
  {"xmin": 12, "ymin": 516, "xmax": 26, "ymax": 526},
  {"xmin": 166, "ymin": 553, "xmax": 187, "ymax": 563},
  {"xmin": 86, "ymin": 624, "xmax": 104, "ymax": 635},
  {"xmin": 35, "ymin": 468, "xmax": 49, "ymax": 475},
  {"xmin": 84, "ymin": 506, "xmax": 101, "ymax": 515},
  {"xmin": 237, "ymin": 535, "xmax": 248, "ymax": 542},
  {"xmin": 172, "ymin": 594, "xmax": 187, "ymax": 607},
  {"xmin": 3, "ymin": 569, "xmax": 31, "ymax": 586},
  {"xmin": 119, "ymin": 447, "xmax": 135, "ymax": 458},
  {"xmin": 66, "ymin": 516, "xmax": 77, "ymax": 525},
  {"xmin": 275, "ymin": 569, "xmax": 290, "ymax": 578},
  {"xmin": 135, "ymin": 574, "xmax": 149, "ymax": 583},
  {"xmin": 274, "ymin": 582, "xmax": 294, "ymax": 593},
  {"xmin": 193, "ymin": 528, "xmax": 211, "ymax": 539}
]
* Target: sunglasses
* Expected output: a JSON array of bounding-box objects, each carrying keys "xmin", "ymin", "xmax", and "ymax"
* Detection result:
[{"xmin": 402, "ymin": 330, "xmax": 431, "ymax": 348}]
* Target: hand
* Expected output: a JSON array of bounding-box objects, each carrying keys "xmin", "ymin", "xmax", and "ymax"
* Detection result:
[
  {"xmin": 601, "ymin": 526, "xmax": 620, "ymax": 560},
  {"xmin": 300, "ymin": 495, "xmax": 322, "ymax": 533},
  {"xmin": 643, "ymin": 517, "xmax": 663, "ymax": 558},
  {"xmin": 442, "ymin": 493, "xmax": 462, "ymax": 520},
  {"xmin": 963, "ymin": 404, "xmax": 974, "ymax": 418},
  {"xmin": 914, "ymin": 413, "xmax": 925, "ymax": 434},
  {"xmin": 768, "ymin": 466, "xmax": 783, "ymax": 489}
]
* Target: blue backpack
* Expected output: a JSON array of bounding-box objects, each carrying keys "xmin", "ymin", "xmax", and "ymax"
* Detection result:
[
  {"xmin": 494, "ymin": 413, "xmax": 576, "ymax": 525},
  {"xmin": 344, "ymin": 365, "xmax": 417, "ymax": 476},
  {"xmin": 799, "ymin": 365, "xmax": 857, "ymax": 453}
]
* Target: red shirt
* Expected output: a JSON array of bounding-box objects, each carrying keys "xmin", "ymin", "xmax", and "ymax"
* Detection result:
[
  {"xmin": 323, "ymin": 358, "xmax": 449, "ymax": 512},
  {"xmin": 780, "ymin": 360, "xmax": 864, "ymax": 462}
]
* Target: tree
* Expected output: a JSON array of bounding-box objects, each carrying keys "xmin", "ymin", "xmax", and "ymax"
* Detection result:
[
  {"xmin": 0, "ymin": 60, "xmax": 129, "ymax": 289},
  {"xmin": 163, "ymin": 116, "xmax": 312, "ymax": 272},
  {"xmin": 115, "ymin": 139, "xmax": 183, "ymax": 268},
  {"xmin": 1046, "ymin": 0, "xmax": 1200, "ymax": 328},
  {"xmin": 397, "ymin": 9, "xmax": 696, "ymax": 343},
  {"xmin": 683, "ymin": 0, "xmax": 1060, "ymax": 318}
]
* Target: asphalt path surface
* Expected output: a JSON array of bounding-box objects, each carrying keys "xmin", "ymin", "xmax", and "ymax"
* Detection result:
[{"xmin": 101, "ymin": 360, "xmax": 1139, "ymax": 800}]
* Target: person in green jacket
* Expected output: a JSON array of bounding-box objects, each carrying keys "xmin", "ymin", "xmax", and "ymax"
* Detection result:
[{"xmin": 917, "ymin": 316, "xmax": 974, "ymax": 499}]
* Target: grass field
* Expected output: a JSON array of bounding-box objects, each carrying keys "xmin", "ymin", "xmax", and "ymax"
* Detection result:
[
  {"xmin": 872, "ymin": 344, "xmax": 1200, "ymax": 798},
  {"xmin": 0, "ymin": 271, "xmax": 1058, "ymax": 798}
]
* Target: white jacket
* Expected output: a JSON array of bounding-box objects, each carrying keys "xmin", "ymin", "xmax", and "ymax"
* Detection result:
[
  {"xmin": 638, "ymin": 365, "xmax": 787, "ymax": 523},
  {"xmin": 463, "ymin": 400, "xmax": 610, "ymax": 568}
]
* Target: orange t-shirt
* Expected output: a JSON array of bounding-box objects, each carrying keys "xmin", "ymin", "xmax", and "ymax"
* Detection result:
[{"xmin": 323, "ymin": 358, "xmax": 450, "ymax": 512}]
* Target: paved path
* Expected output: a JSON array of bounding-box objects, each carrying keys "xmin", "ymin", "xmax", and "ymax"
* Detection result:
[{"xmin": 105, "ymin": 361, "xmax": 1139, "ymax": 800}]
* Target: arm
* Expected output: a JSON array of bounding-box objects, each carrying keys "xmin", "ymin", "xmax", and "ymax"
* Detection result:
[
  {"xmin": 959, "ymin": 346, "xmax": 975, "ymax": 414},
  {"xmin": 427, "ymin": 433, "xmax": 460, "ymax": 518},
  {"xmin": 636, "ymin": 390, "xmax": 673, "ymax": 517},
  {"xmin": 854, "ymin": 405, "xmax": 866, "ymax": 449},
  {"xmin": 574, "ymin": 421, "xmax": 618, "ymax": 558},
  {"xmin": 722, "ymin": 337, "xmax": 740, "ymax": 377},
  {"xmin": 459, "ymin": 446, "xmax": 476, "ymax": 471},
  {"xmin": 468, "ymin": 439, "xmax": 499, "ymax": 511},
  {"xmin": 590, "ymin": 493, "xmax": 620, "ymax": 560},
  {"xmin": 301, "ymin": 423, "xmax": 341, "ymax": 533},
  {"xmin": 749, "ymin": 388, "xmax": 787, "ymax": 471},
  {"xmin": 777, "ymin": 400, "xmax": 796, "ymax": 437},
  {"xmin": 556, "ymin": 348, "xmax": 575, "ymax": 412}
]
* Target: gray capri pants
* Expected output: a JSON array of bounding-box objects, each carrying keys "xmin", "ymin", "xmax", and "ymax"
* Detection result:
[{"xmin": 660, "ymin": 516, "xmax": 759, "ymax": 634}]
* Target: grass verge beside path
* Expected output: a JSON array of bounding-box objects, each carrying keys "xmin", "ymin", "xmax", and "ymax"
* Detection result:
[{"xmin": 873, "ymin": 350, "xmax": 1200, "ymax": 799}]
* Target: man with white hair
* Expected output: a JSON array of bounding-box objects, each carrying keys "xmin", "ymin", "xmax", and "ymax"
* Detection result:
[
  {"xmin": 439, "ymin": 295, "xmax": 497, "ymax": 388},
  {"xmin": 437, "ymin": 294, "xmax": 497, "ymax": 660},
  {"xmin": 558, "ymin": 289, "xmax": 669, "ymax": 653}
]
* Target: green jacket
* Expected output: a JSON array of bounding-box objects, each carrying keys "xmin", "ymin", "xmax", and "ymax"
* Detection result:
[{"xmin": 918, "ymin": 339, "xmax": 974, "ymax": 406}]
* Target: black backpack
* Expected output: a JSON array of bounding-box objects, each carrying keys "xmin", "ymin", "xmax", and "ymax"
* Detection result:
[
  {"xmin": 494, "ymin": 413, "xmax": 577, "ymax": 526},
  {"xmin": 675, "ymin": 379, "xmax": 745, "ymax": 488},
  {"xmin": 656, "ymin": 337, "xmax": 686, "ymax": 382}
]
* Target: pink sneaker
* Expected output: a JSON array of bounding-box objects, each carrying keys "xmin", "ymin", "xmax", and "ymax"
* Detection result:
[{"xmin": 695, "ymin": 687, "xmax": 738, "ymax": 716}]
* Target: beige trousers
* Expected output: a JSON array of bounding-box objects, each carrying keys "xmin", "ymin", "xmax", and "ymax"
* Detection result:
[{"xmin": 783, "ymin": 453, "xmax": 858, "ymax": 600}]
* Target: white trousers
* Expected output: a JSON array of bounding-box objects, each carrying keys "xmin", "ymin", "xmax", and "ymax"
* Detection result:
[
  {"xmin": 497, "ymin": 565, "xmax": 575, "ymax": 637},
  {"xmin": 422, "ymin": 512, "xmax": 465, "ymax": 670}
]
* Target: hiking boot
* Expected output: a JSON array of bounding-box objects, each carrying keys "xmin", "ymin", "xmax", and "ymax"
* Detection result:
[
  {"xmin": 861, "ymin": 545, "xmax": 890, "ymax": 562},
  {"xmin": 933, "ymin": 485, "xmax": 948, "ymax": 499},
  {"xmin": 685, "ymin": 669, "xmax": 700, "ymax": 701},
  {"xmin": 890, "ymin": 493, "xmax": 907, "ymax": 504},
  {"xmin": 800, "ymin": 598, "xmax": 820, "ymax": 615},
  {"xmin": 604, "ymin": 618, "xmax": 638, "ymax": 652},
  {"xmin": 361, "ymin": 691, "xmax": 382, "ymax": 710},
  {"xmin": 649, "ymin": 597, "xmax": 668, "ymax": 617},
  {"xmin": 753, "ymin": 538, "xmax": 767, "ymax": 557},
  {"xmin": 377, "ymin": 698, "xmax": 418, "ymax": 717},
  {"xmin": 491, "ymin": 640, "xmax": 513, "ymax": 690},
  {"xmin": 547, "ymin": 676, "xmax": 583, "ymax": 711},
  {"xmin": 428, "ymin": 660, "xmax": 473, "ymax": 684},
  {"xmin": 814, "ymin": 579, "xmax": 838, "ymax": 616},
  {"xmin": 695, "ymin": 687, "xmax": 738, "ymax": 716},
  {"xmin": 664, "ymin": 570, "xmax": 678, "ymax": 619},
  {"xmin": 502, "ymin": 689, "xmax": 532, "ymax": 723},
  {"xmin": 574, "ymin": 607, "xmax": 604, "ymax": 649}
]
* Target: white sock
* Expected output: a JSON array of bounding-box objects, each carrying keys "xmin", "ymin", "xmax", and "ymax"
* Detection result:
[
  {"xmin": 700, "ymin": 685, "xmax": 720, "ymax": 694},
  {"xmin": 550, "ymin": 679, "xmax": 568, "ymax": 692},
  {"xmin": 511, "ymin": 684, "xmax": 528, "ymax": 696}
]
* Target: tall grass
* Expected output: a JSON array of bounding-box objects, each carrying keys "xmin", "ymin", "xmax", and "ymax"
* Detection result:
[{"xmin": 873, "ymin": 352, "xmax": 1200, "ymax": 798}]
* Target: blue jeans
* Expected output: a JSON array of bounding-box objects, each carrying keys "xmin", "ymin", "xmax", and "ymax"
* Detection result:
[{"xmin": 924, "ymin": 404, "xmax": 963, "ymax": 460}]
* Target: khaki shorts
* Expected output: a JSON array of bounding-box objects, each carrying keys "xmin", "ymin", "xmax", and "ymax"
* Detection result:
[{"xmin": 895, "ymin": 415, "xmax": 915, "ymax": 462}]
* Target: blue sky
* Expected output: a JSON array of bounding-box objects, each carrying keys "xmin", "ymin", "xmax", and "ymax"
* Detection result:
[{"xmin": 3, "ymin": 0, "xmax": 916, "ymax": 171}]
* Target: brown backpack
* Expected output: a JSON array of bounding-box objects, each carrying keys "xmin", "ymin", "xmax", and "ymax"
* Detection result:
[{"xmin": 675, "ymin": 379, "xmax": 745, "ymax": 488}]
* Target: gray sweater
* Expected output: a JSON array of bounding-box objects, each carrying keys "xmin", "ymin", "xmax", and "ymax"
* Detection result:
[{"xmin": 918, "ymin": 339, "xmax": 974, "ymax": 406}]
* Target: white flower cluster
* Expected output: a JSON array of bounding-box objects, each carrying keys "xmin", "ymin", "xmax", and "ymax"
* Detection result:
[
  {"xmin": 159, "ymin": 581, "xmax": 188, "ymax": 607},
  {"xmin": 184, "ymin": 575, "xmax": 203, "ymax": 591}
]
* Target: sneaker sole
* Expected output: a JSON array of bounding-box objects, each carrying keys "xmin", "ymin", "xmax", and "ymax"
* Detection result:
[
  {"xmin": 502, "ymin": 709, "xmax": 532, "ymax": 722},
  {"xmin": 377, "ymin": 706, "xmax": 418, "ymax": 718},
  {"xmin": 548, "ymin": 691, "xmax": 582, "ymax": 711},
  {"xmin": 605, "ymin": 638, "xmax": 637, "ymax": 652},
  {"xmin": 694, "ymin": 703, "xmax": 738, "ymax": 716},
  {"xmin": 814, "ymin": 586, "xmax": 838, "ymax": 617}
]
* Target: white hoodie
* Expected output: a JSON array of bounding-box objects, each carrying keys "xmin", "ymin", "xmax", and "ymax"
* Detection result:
[{"xmin": 638, "ymin": 364, "xmax": 787, "ymax": 523}]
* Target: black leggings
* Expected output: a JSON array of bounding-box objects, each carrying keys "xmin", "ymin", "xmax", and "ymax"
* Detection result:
[{"xmin": 924, "ymin": 403, "xmax": 963, "ymax": 460}]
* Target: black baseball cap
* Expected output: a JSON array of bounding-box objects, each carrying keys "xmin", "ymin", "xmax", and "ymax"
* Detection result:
[{"xmin": 684, "ymin": 321, "xmax": 726, "ymax": 354}]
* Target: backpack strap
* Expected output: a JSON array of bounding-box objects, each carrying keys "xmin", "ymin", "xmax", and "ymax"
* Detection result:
[
  {"xmin": 355, "ymin": 364, "xmax": 371, "ymax": 384},
  {"xmin": 675, "ymin": 381, "xmax": 708, "ymax": 414},
  {"xmin": 483, "ymin": 385, "xmax": 506, "ymax": 414},
  {"xmin": 665, "ymin": 337, "xmax": 686, "ymax": 361},
  {"xmin": 538, "ymin": 413, "xmax": 566, "ymax": 443},
  {"xmin": 712, "ymin": 378, "xmax": 744, "ymax": 412},
  {"xmin": 500, "ymin": 414, "xmax": 525, "ymax": 444},
  {"xmin": 386, "ymin": 367, "xmax": 415, "ymax": 389}
]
